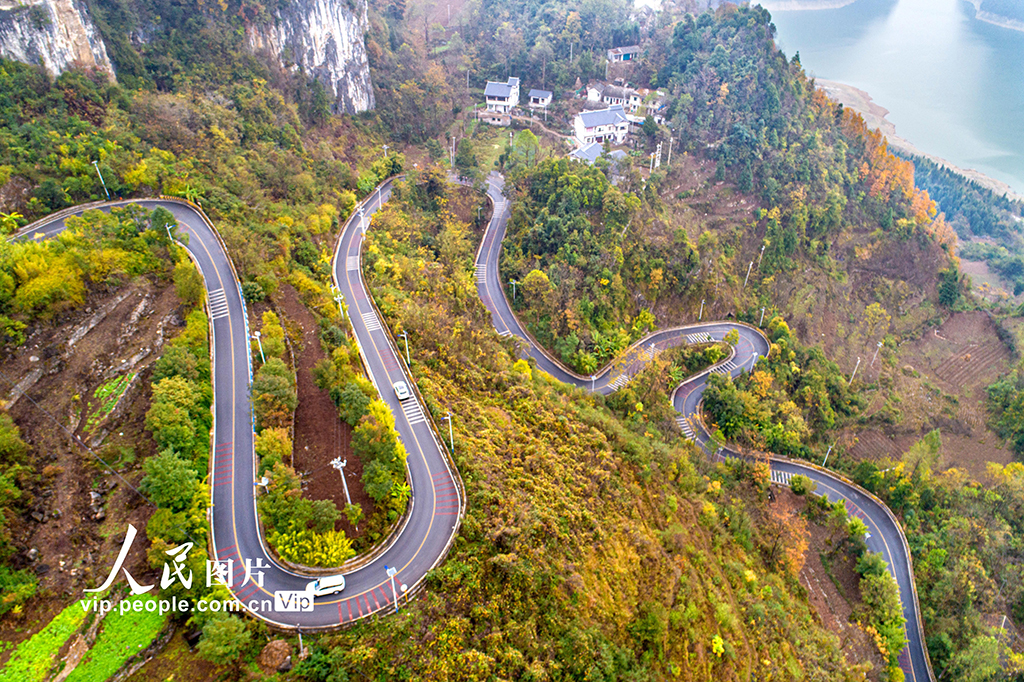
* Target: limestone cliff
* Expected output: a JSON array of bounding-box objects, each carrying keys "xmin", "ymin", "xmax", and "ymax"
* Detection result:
[
  {"xmin": 247, "ymin": 0, "xmax": 375, "ymax": 114},
  {"xmin": 0, "ymin": 0, "xmax": 113, "ymax": 78}
]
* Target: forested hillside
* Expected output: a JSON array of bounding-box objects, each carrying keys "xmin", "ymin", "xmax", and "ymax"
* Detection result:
[{"xmin": 2, "ymin": 0, "xmax": 1023, "ymax": 679}]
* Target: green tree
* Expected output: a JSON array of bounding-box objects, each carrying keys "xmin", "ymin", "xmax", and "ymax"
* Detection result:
[
  {"xmin": 141, "ymin": 449, "xmax": 199, "ymax": 512},
  {"xmin": 197, "ymin": 613, "xmax": 252, "ymax": 665},
  {"xmin": 173, "ymin": 259, "xmax": 204, "ymax": 308}
]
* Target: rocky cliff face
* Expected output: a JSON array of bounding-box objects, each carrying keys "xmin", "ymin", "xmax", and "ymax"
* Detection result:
[
  {"xmin": 247, "ymin": 0, "xmax": 375, "ymax": 114},
  {"xmin": 0, "ymin": 0, "xmax": 113, "ymax": 78}
]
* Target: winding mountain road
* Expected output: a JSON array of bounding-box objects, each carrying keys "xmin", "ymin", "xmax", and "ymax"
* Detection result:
[
  {"xmin": 20, "ymin": 194, "xmax": 462, "ymax": 631},
  {"xmin": 473, "ymin": 171, "xmax": 933, "ymax": 682},
  {"xmin": 18, "ymin": 171, "xmax": 932, "ymax": 679}
]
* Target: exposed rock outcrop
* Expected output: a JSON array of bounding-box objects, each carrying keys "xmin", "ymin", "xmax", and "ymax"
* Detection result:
[
  {"xmin": 247, "ymin": 0, "xmax": 375, "ymax": 114},
  {"xmin": 0, "ymin": 0, "xmax": 113, "ymax": 78}
]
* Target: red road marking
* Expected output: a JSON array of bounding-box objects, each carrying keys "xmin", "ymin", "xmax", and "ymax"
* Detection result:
[
  {"xmin": 371, "ymin": 590, "xmax": 380, "ymax": 609},
  {"xmin": 338, "ymin": 602, "xmax": 343, "ymax": 621},
  {"xmin": 237, "ymin": 584, "xmax": 258, "ymax": 602},
  {"xmin": 346, "ymin": 600, "xmax": 353, "ymax": 621},
  {"xmin": 379, "ymin": 586, "xmax": 391, "ymax": 604},
  {"xmin": 357, "ymin": 597, "xmax": 363, "ymax": 617}
]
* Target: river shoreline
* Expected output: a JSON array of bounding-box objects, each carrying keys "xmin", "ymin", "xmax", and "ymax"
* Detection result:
[
  {"xmin": 964, "ymin": 0, "xmax": 1024, "ymax": 35},
  {"xmin": 815, "ymin": 78, "xmax": 1024, "ymax": 202}
]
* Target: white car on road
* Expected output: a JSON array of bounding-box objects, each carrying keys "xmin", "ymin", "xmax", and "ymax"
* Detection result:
[{"xmin": 393, "ymin": 381, "xmax": 412, "ymax": 401}]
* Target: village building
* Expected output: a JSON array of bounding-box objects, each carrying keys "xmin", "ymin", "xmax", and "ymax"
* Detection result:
[
  {"xmin": 484, "ymin": 77, "xmax": 520, "ymax": 113},
  {"xmin": 573, "ymin": 104, "xmax": 629, "ymax": 145},
  {"xmin": 527, "ymin": 89, "xmax": 553, "ymax": 108},
  {"xmin": 607, "ymin": 45, "xmax": 640, "ymax": 63}
]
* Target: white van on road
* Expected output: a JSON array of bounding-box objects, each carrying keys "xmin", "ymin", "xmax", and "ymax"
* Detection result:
[{"xmin": 307, "ymin": 574, "xmax": 346, "ymax": 597}]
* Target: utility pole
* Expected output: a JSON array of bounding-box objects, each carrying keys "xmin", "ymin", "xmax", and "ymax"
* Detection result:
[
  {"xmin": 699, "ymin": 299, "xmax": 705, "ymax": 321},
  {"xmin": 510, "ymin": 279, "xmax": 518, "ymax": 300},
  {"xmin": 92, "ymin": 160, "xmax": 109, "ymax": 200},
  {"xmin": 743, "ymin": 261, "xmax": 753, "ymax": 288},
  {"xmin": 871, "ymin": 340, "xmax": 883, "ymax": 366},
  {"xmin": 329, "ymin": 457, "xmax": 352, "ymax": 505},
  {"xmin": 399, "ymin": 330, "xmax": 410, "ymax": 365},
  {"xmin": 252, "ymin": 331, "xmax": 265, "ymax": 363},
  {"xmin": 666, "ymin": 137, "xmax": 674, "ymax": 168},
  {"xmin": 849, "ymin": 357, "xmax": 861, "ymax": 386},
  {"xmin": 382, "ymin": 144, "xmax": 389, "ymax": 158}
]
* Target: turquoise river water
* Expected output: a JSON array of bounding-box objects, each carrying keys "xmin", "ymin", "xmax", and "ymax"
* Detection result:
[{"xmin": 769, "ymin": 0, "xmax": 1024, "ymax": 195}]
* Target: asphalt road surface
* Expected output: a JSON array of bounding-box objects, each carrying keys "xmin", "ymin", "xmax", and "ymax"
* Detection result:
[
  {"xmin": 22, "ymin": 196, "xmax": 462, "ymax": 630},
  {"xmin": 19, "ymin": 180, "xmax": 932, "ymax": 679},
  {"xmin": 472, "ymin": 172, "xmax": 932, "ymax": 682}
]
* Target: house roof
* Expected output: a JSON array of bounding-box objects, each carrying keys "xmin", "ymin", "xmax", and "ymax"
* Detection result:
[
  {"xmin": 571, "ymin": 142, "xmax": 603, "ymax": 165},
  {"xmin": 602, "ymin": 85, "xmax": 636, "ymax": 101},
  {"xmin": 608, "ymin": 45, "xmax": 640, "ymax": 57},
  {"xmin": 529, "ymin": 89, "xmax": 553, "ymax": 99},
  {"xmin": 484, "ymin": 77, "xmax": 519, "ymax": 98},
  {"xmin": 578, "ymin": 104, "xmax": 628, "ymax": 128}
]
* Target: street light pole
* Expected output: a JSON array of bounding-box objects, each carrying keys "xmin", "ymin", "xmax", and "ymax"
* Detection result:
[
  {"xmin": 357, "ymin": 207, "xmax": 365, "ymax": 233},
  {"xmin": 591, "ymin": 375, "xmax": 595, "ymax": 392},
  {"xmin": 666, "ymin": 137, "xmax": 673, "ymax": 168},
  {"xmin": 385, "ymin": 566, "xmax": 399, "ymax": 612},
  {"xmin": 253, "ymin": 331, "xmax": 265, "ymax": 363},
  {"xmin": 441, "ymin": 413, "xmax": 454, "ymax": 451},
  {"xmin": 760, "ymin": 306, "xmax": 766, "ymax": 327},
  {"xmin": 399, "ymin": 330, "xmax": 410, "ymax": 365},
  {"xmin": 743, "ymin": 261, "xmax": 753, "ymax": 288},
  {"xmin": 871, "ymin": 340, "xmax": 883, "ymax": 366},
  {"xmin": 92, "ymin": 160, "xmax": 110, "ymax": 200},
  {"xmin": 849, "ymin": 357, "xmax": 861, "ymax": 386},
  {"xmin": 329, "ymin": 457, "xmax": 352, "ymax": 506},
  {"xmin": 822, "ymin": 444, "xmax": 833, "ymax": 468},
  {"xmin": 510, "ymin": 279, "xmax": 518, "ymax": 301},
  {"xmin": 334, "ymin": 293, "xmax": 346, "ymax": 321},
  {"xmin": 758, "ymin": 243, "xmax": 766, "ymax": 268},
  {"xmin": 382, "ymin": 144, "xmax": 390, "ymax": 158},
  {"xmin": 699, "ymin": 299, "xmax": 705, "ymax": 321}
]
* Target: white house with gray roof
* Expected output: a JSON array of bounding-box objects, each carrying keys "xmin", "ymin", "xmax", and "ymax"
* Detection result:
[
  {"xmin": 528, "ymin": 89, "xmax": 553, "ymax": 108},
  {"xmin": 485, "ymin": 77, "xmax": 520, "ymax": 113},
  {"xmin": 573, "ymin": 104, "xmax": 629, "ymax": 145}
]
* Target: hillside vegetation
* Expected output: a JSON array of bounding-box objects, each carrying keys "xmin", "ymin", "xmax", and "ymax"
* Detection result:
[{"xmin": 293, "ymin": 171, "xmax": 869, "ymax": 681}]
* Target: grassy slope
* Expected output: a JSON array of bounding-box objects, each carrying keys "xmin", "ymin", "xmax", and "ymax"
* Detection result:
[{"xmin": 310, "ymin": 177, "xmax": 859, "ymax": 681}]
